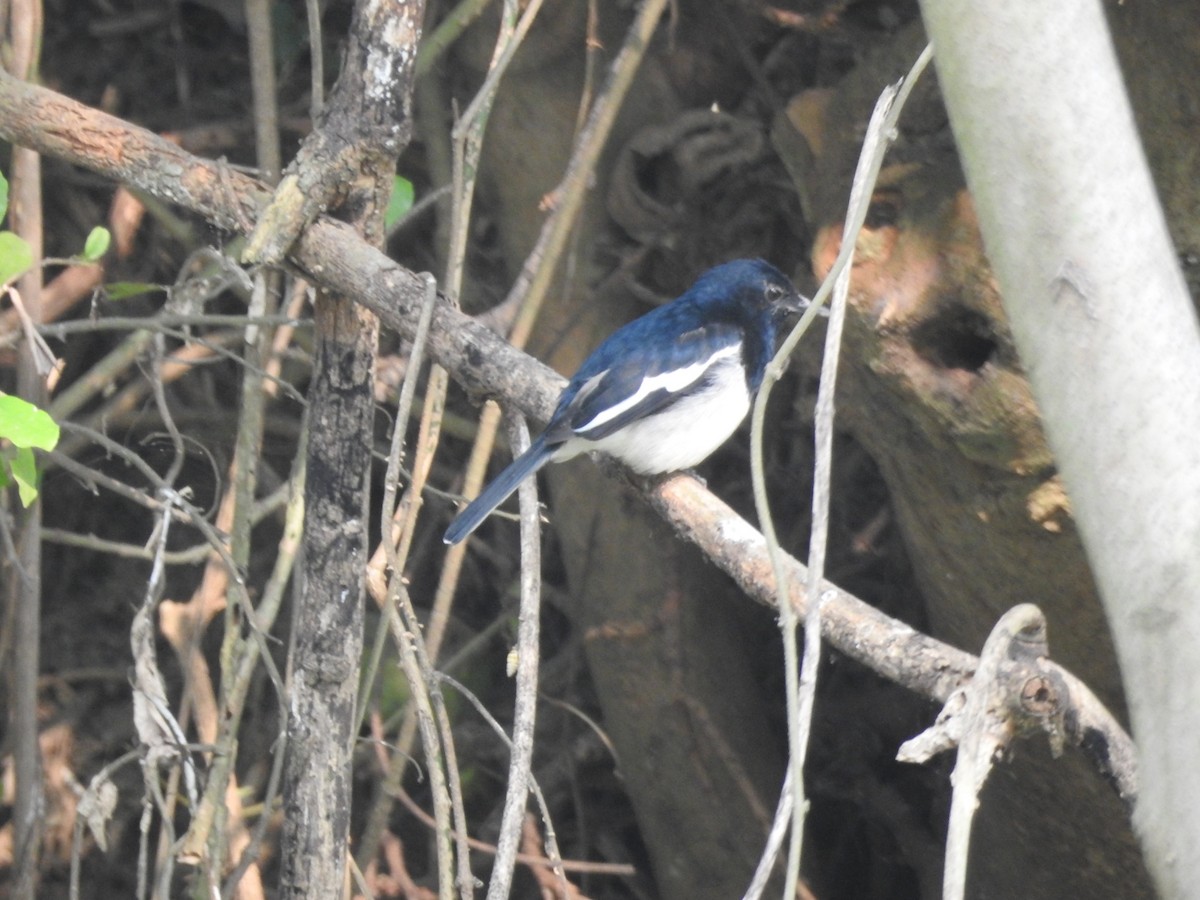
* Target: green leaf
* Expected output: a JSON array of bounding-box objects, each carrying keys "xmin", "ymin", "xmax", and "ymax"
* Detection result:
[
  {"xmin": 0, "ymin": 230, "xmax": 33, "ymax": 285},
  {"xmin": 104, "ymin": 281, "xmax": 167, "ymax": 301},
  {"xmin": 10, "ymin": 445, "xmax": 39, "ymax": 506},
  {"xmin": 384, "ymin": 175, "xmax": 415, "ymax": 231},
  {"xmin": 82, "ymin": 226, "xmax": 112, "ymax": 262},
  {"xmin": 0, "ymin": 393, "xmax": 60, "ymax": 450},
  {"xmin": 0, "ymin": 170, "xmax": 8, "ymax": 223}
]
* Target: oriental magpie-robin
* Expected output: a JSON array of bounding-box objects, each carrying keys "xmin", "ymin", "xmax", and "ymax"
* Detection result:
[{"xmin": 443, "ymin": 258, "xmax": 810, "ymax": 545}]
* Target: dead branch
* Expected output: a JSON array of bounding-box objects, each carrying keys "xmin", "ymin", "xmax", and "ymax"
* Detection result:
[{"xmin": 898, "ymin": 604, "xmax": 1077, "ymax": 899}]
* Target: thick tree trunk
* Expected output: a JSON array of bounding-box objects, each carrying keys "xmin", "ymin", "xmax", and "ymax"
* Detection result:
[
  {"xmin": 280, "ymin": 296, "xmax": 376, "ymax": 897},
  {"xmin": 919, "ymin": 1, "xmax": 1200, "ymax": 896},
  {"xmin": 278, "ymin": 2, "xmax": 424, "ymax": 896}
]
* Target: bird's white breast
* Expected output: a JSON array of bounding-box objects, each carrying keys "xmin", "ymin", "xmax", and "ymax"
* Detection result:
[{"xmin": 554, "ymin": 354, "xmax": 751, "ymax": 474}]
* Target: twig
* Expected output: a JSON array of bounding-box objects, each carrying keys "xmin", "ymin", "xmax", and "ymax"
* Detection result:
[
  {"xmin": 415, "ymin": 0, "xmax": 493, "ymax": 77},
  {"xmin": 373, "ymin": 273, "xmax": 464, "ymax": 898},
  {"xmin": 360, "ymin": 273, "xmax": 440, "ymax": 733},
  {"xmin": 486, "ymin": 412, "xmax": 553, "ymax": 900},
  {"xmin": 744, "ymin": 44, "xmax": 933, "ymax": 897},
  {"xmin": 384, "ymin": 758, "xmax": 635, "ymax": 877},
  {"xmin": 348, "ymin": 850, "xmax": 377, "ymax": 900},
  {"xmin": 0, "ymin": 250, "xmax": 105, "ymax": 345},
  {"xmin": 39, "ymin": 480, "xmax": 288, "ymax": 562},
  {"xmin": 482, "ymin": 0, "xmax": 671, "ymax": 344},
  {"xmin": 5, "ymin": 5, "xmax": 47, "ymax": 893},
  {"xmin": 380, "ymin": 282, "xmax": 475, "ymax": 898},
  {"xmin": 131, "ymin": 497, "xmax": 196, "ymax": 899},
  {"xmin": 2, "ymin": 285, "xmax": 60, "ymax": 378},
  {"xmin": 383, "ymin": 594, "xmax": 458, "ymax": 899},
  {"xmin": 221, "ymin": 427, "xmax": 307, "ymax": 897},
  {"xmin": 521, "ymin": 815, "xmax": 587, "ymax": 900},
  {"xmin": 304, "ymin": 0, "xmax": 324, "ymax": 116},
  {"xmin": 742, "ymin": 765, "xmax": 795, "ymax": 900},
  {"xmin": 30, "ymin": 312, "xmax": 305, "ymax": 339},
  {"xmin": 143, "ymin": 308, "xmax": 207, "ymax": 884},
  {"xmin": 451, "ymin": 0, "xmax": 548, "ymax": 135},
  {"xmin": 69, "ymin": 748, "xmax": 144, "ymax": 900},
  {"xmin": 245, "ymin": 0, "xmax": 282, "ymax": 184},
  {"xmin": 37, "ymin": 528, "xmax": 212, "ymax": 563},
  {"xmin": 358, "ymin": 276, "xmax": 469, "ymax": 881},
  {"xmin": 425, "ymin": 0, "xmax": 522, "ymax": 630},
  {"xmin": 434, "ymin": 672, "xmax": 604, "ymax": 884}
]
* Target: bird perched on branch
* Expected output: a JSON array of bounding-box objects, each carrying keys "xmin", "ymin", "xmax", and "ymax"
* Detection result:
[{"xmin": 443, "ymin": 258, "xmax": 812, "ymax": 545}]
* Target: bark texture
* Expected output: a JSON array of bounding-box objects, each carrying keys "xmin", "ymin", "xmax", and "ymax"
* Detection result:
[{"xmin": 277, "ymin": 2, "xmax": 424, "ymax": 896}]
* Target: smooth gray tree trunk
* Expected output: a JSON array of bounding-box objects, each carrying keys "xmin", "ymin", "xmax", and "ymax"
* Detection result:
[{"xmin": 918, "ymin": 1, "xmax": 1200, "ymax": 896}]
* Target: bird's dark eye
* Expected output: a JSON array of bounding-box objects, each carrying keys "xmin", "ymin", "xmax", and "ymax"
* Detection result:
[{"xmin": 765, "ymin": 283, "xmax": 786, "ymax": 302}]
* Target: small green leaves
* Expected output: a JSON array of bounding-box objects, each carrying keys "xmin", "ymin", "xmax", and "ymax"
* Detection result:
[
  {"xmin": 0, "ymin": 230, "xmax": 34, "ymax": 286},
  {"xmin": 5, "ymin": 446, "xmax": 39, "ymax": 506},
  {"xmin": 0, "ymin": 392, "xmax": 60, "ymax": 507},
  {"xmin": 0, "ymin": 165, "xmax": 68, "ymax": 507},
  {"xmin": 0, "ymin": 394, "xmax": 60, "ymax": 450},
  {"xmin": 384, "ymin": 175, "xmax": 415, "ymax": 231},
  {"xmin": 0, "ymin": 171, "xmax": 33, "ymax": 285},
  {"xmin": 82, "ymin": 226, "xmax": 112, "ymax": 262}
]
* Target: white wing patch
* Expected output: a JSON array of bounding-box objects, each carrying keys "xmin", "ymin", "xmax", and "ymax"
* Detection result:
[
  {"xmin": 574, "ymin": 343, "xmax": 741, "ymax": 435},
  {"xmin": 553, "ymin": 349, "xmax": 751, "ymax": 474}
]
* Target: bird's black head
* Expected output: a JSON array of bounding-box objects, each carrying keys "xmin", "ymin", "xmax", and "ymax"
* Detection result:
[
  {"xmin": 690, "ymin": 258, "xmax": 809, "ymax": 322},
  {"xmin": 681, "ymin": 259, "xmax": 810, "ymax": 391}
]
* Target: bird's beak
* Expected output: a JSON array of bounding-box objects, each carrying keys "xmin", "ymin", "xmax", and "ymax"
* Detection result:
[{"xmin": 778, "ymin": 291, "xmax": 827, "ymax": 318}]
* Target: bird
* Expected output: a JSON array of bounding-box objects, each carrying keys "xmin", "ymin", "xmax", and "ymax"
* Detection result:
[{"xmin": 443, "ymin": 258, "xmax": 811, "ymax": 545}]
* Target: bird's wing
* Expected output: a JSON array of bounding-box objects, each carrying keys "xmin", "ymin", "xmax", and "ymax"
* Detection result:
[{"xmin": 557, "ymin": 323, "xmax": 743, "ymax": 443}]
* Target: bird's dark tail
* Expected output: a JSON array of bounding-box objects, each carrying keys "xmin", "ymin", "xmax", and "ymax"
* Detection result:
[{"xmin": 443, "ymin": 434, "xmax": 554, "ymax": 545}]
